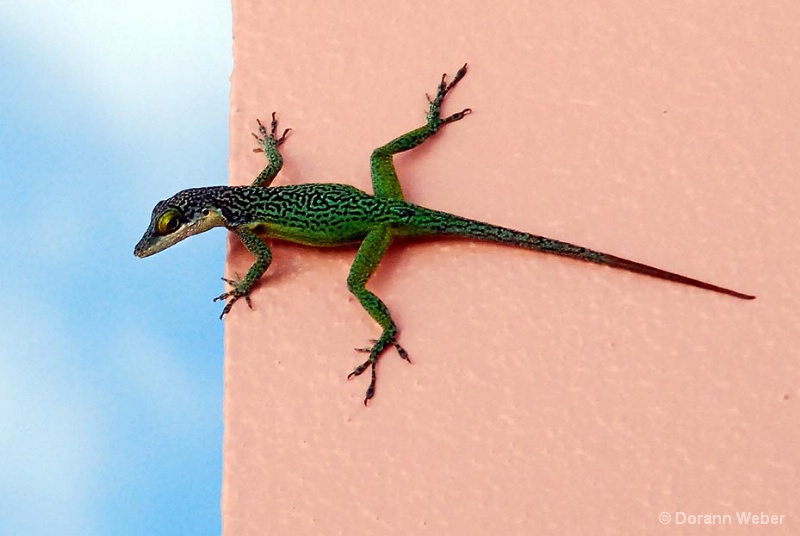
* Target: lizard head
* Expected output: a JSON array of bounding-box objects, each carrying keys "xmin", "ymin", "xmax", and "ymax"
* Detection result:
[{"xmin": 134, "ymin": 187, "xmax": 228, "ymax": 258}]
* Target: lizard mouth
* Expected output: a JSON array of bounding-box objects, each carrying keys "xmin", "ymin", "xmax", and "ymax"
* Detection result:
[
  {"xmin": 134, "ymin": 211, "xmax": 226, "ymax": 258},
  {"xmin": 134, "ymin": 234, "xmax": 178, "ymax": 258}
]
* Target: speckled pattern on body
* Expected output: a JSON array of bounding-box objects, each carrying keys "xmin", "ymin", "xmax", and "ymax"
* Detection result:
[{"xmin": 135, "ymin": 64, "xmax": 754, "ymax": 404}]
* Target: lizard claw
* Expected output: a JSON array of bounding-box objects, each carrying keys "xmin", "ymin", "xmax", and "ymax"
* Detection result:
[
  {"xmin": 430, "ymin": 63, "xmax": 468, "ymax": 105},
  {"xmin": 425, "ymin": 64, "xmax": 471, "ymax": 130},
  {"xmin": 348, "ymin": 334, "xmax": 411, "ymax": 405},
  {"xmin": 214, "ymin": 274, "xmax": 253, "ymax": 318},
  {"xmin": 252, "ymin": 113, "xmax": 291, "ymax": 153},
  {"xmin": 354, "ymin": 339, "xmax": 380, "ymax": 353},
  {"xmin": 442, "ymin": 107, "xmax": 472, "ymax": 125}
]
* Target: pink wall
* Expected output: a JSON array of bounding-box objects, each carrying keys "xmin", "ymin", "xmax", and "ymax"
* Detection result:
[{"xmin": 224, "ymin": 2, "xmax": 797, "ymax": 534}]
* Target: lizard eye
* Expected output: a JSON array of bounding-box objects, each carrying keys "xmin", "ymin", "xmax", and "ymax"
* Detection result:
[{"xmin": 156, "ymin": 209, "xmax": 181, "ymax": 235}]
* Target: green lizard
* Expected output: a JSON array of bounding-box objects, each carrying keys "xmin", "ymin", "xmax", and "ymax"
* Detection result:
[{"xmin": 135, "ymin": 64, "xmax": 754, "ymax": 404}]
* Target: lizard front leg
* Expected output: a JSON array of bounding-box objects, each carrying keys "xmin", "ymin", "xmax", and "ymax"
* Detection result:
[
  {"xmin": 214, "ymin": 227, "xmax": 273, "ymax": 318},
  {"xmin": 251, "ymin": 112, "xmax": 291, "ymax": 187}
]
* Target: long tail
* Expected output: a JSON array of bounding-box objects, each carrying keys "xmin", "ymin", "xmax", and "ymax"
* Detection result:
[{"xmin": 407, "ymin": 207, "xmax": 755, "ymax": 300}]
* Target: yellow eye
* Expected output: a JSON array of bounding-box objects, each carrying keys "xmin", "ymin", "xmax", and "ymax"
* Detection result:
[{"xmin": 157, "ymin": 210, "xmax": 181, "ymax": 235}]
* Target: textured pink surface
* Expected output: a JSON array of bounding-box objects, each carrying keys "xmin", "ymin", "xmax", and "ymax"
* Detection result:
[{"xmin": 224, "ymin": 2, "xmax": 798, "ymax": 534}]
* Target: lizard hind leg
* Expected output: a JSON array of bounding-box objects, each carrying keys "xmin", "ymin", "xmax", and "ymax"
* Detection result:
[
  {"xmin": 369, "ymin": 63, "xmax": 472, "ymax": 201},
  {"xmin": 426, "ymin": 63, "xmax": 472, "ymax": 128},
  {"xmin": 346, "ymin": 227, "xmax": 409, "ymax": 405}
]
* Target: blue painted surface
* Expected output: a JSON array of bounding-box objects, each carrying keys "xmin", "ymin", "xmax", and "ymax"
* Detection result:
[{"xmin": 0, "ymin": 2, "xmax": 232, "ymax": 534}]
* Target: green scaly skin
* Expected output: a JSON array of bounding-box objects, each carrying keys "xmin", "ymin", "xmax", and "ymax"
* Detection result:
[{"xmin": 135, "ymin": 64, "xmax": 754, "ymax": 405}]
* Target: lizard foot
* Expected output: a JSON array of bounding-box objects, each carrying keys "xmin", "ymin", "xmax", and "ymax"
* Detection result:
[
  {"xmin": 251, "ymin": 112, "xmax": 291, "ymax": 153},
  {"xmin": 348, "ymin": 334, "xmax": 411, "ymax": 405},
  {"xmin": 213, "ymin": 274, "xmax": 253, "ymax": 318},
  {"xmin": 426, "ymin": 63, "xmax": 472, "ymax": 126}
]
